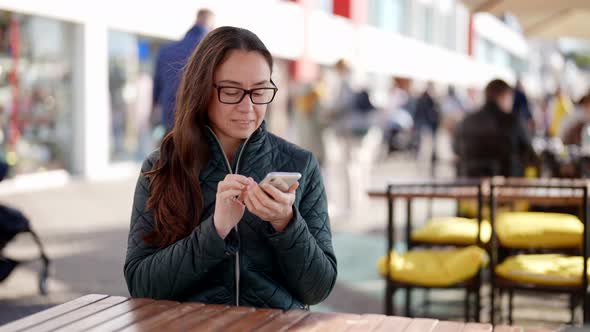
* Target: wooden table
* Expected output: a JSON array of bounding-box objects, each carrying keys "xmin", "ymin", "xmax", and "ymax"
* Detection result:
[{"xmin": 0, "ymin": 294, "xmax": 540, "ymax": 332}]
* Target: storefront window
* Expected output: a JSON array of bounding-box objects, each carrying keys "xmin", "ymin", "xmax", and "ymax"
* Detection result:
[
  {"xmin": 475, "ymin": 37, "xmax": 492, "ymax": 64},
  {"xmin": 510, "ymin": 55, "xmax": 527, "ymax": 73},
  {"xmin": 369, "ymin": 0, "xmax": 407, "ymax": 34},
  {"xmin": 108, "ymin": 30, "xmax": 169, "ymax": 162},
  {"xmin": 317, "ymin": 0, "xmax": 333, "ymax": 13},
  {"xmin": 0, "ymin": 11, "xmax": 75, "ymax": 177},
  {"xmin": 413, "ymin": 2, "xmax": 430, "ymax": 42},
  {"xmin": 492, "ymin": 45, "xmax": 510, "ymax": 67},
  {"xmin": 423, "ymin": 5, "xmax": 434, "ymax": 43}
]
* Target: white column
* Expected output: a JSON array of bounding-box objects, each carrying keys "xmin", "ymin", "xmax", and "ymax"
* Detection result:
[{"xmin": 72, "ymin": 20, "xmax": 110, "ymax": 178}]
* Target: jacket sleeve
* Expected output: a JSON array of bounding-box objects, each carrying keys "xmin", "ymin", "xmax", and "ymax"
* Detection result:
[
  {"xmin": 265, "ymin": 153, "xmax": 337, "ymax": 305},
  {"xmin": 124, "ymin": 156, "xmax": 238, "ymax": 300}
]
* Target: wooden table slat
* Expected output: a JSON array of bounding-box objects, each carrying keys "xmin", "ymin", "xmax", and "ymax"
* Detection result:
[
  {"xmin": 152, "ymin": 304, "xmax": 228, "ymax": 331},
  {"xmin": 372, "ymin": 315, "xmax": 412, "ymax": 332},
  {"xmin": 53, "ymin": 298, "xmax": 154, "ymax": 332},
  {"xmin": 0, "ymin": 294, "xmax": 109, "ymax": 332},
  {"xmin": 86, "ymin": 300, "xmax": 178, "ymax": 332},
  {"xmin": 463, "ymin": 323, "xmax": 493, "ymax": 332},
  {"xmin": 343, "ymin": 314, "xmax": 386, "ymax": 332},
  {"xmin": 26, "ymin": 296, "xmax": 128, "ymax": 332},
  {"xmin": 118, "ymin": 302, "xmax": 204, "ymax": 332},
  {"xmin": 222, "ymin": 308, "xmax": 281, "ymax": 332},
  {"xmin": 431, "ymin": 321, "xmax": 467, "ymax": 332},
  {"xmin": 186, "ymin": 306, "xmax": 255, "ymax": 332},
  {"xmin": 287, "ymin": 312, "xmax": 361, "ymax": 332},
  {"xmin": 493, "ymin": 326, "xmax": 524, "ymax": 332},
  {"xmin": 402, "ymin": 318, "xmax": 440, "ymax": 332},
  {"xmin": 255, "ymin": 309, "xmax": 310, "ymax": 332}
]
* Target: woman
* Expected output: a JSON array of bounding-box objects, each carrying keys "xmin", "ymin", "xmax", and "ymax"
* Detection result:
[
  {"xmin": 454, "ymin": 79, "xmax": 535, "ymax": 177},
  {"xmin": 124, "ymin": 27, "xmax": 337, "ymax": 310}
]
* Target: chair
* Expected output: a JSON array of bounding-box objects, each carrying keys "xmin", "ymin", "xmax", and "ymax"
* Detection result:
[
  {"xmin": 489, "ymin": 179, "xmax": 589, "ymax": 325},
  {"xmin": 380, "ymin": 180, "xmax": 488, "ymax": 321}
]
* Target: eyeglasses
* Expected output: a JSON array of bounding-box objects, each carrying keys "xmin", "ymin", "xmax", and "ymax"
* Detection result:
[{"xmin": 213, "ymin": 81, "xmax": 278, "ymax": 105}]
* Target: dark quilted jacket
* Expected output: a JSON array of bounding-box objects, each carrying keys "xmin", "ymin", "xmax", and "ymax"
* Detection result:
[{"xmin": 124, "ymin": 122, "xmax": 337, "ymax": 310}]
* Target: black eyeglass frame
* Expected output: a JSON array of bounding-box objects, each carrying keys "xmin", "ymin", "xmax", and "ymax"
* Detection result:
[{"xmin": 212, "ymin": 80, "xmax": 278, "ymax": 105}]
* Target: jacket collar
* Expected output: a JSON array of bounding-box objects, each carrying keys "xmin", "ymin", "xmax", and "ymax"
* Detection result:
[{"xmin": 203, "ymin": 121, "xmax": 268, "ymax": 175}]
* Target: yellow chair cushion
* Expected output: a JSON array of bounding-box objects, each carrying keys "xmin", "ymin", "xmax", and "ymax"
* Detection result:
[
  {"xmin": 377, "ymin": 246, "xmax": 488, "ymax": 287},
  {"xmin": 496, "ymin": 254, "xmax": 590, "ymax": 286},
  {"xmin": 411, "ymin": 217, "xmax": 491, "ymax": 245},
  {"xmin": 496, "ymin": 212, "xmax": 583, "ymax": 249}
]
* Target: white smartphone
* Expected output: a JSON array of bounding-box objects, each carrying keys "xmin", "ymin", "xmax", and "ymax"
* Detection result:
[{"xmin": 259, "ymin": 172, "xmax": 302, "ymax": 192}]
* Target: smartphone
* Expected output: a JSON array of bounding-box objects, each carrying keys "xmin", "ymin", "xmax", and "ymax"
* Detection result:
[{"xmin": 259, "ymin": 172, "xmax": 302, "ymax": 192}]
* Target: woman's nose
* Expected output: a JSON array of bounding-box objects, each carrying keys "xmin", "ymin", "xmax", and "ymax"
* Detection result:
[{"xmin": 237, "ymin": 94, "xmax": 254, "ymax": 111}]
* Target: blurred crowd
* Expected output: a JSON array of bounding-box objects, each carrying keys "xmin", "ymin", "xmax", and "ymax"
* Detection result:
[{"xmin": 289, "ymin": 56, "xmax": 590, "ymax": 181}]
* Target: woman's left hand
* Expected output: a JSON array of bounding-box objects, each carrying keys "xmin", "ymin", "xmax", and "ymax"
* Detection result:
[{"xmin": 244, "ymin": 179, "xmax": 299, "ymax": 232}]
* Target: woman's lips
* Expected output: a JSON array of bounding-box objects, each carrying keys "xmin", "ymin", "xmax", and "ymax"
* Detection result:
[{"xmin": 232, "ymin": 120, "xmax": 254, "ymax": 125}]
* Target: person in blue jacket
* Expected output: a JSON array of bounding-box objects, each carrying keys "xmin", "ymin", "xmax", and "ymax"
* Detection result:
[{"xmin": 153, "ymin": 9, "xmax": 215, "ymax": 129}]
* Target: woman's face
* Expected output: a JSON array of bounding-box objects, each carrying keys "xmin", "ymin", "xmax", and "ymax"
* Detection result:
[
  {"xmin": 208, "ymin": 50, "xmax": 272, "ymax": 141},
  {"xmin": 496, "ymin": 90, "xmax": 514, "ymax": 113}
]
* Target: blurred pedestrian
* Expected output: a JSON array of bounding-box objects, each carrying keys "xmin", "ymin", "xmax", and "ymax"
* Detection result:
[
  {"xmin": 414, "ymin": 82, "xmax": 440, "ymax": 162},
  {"xmin": 383, "ymin": 78, "xmax": 414, "ymax": 153},
  {"xmin": 0, "ymin": 155, "xmax": 8, "ymax": 181},
  {"xmin": 512, "ymin": 79, "xmax": 533, "ymax": 130},
  {"xmin": 152, "ymin": 9, "xmax": 215, "ymax": 130},
  {"xmin": 464, "ymin": 86, "xmax": 481, "ymax": 112},
  {"xmin": 330, "ymin": 59, "xmax": 377, "ymax": 139},
  {"xmin": 387, "ymin": 77, "xmax": 411, "ymax": 113},
  {"xmin": 441, "ymin": 86, "xmax": 466, "ymax": 136},
  {"xmin": 454, "ymin": 79, "xmax": 535, "ymax": 177},
  {"xmin": 548, "ymin": 87, "xmax": 574, "ymax": 138},
  {"xmin": 559, "ymin": 93, "xmax": 590, "ymax": 145},
  {"xmin": 331, "ymin": 59, "xmax": 355, "ymax": 124},
  {"xmin": 294, "ymin": 73, "xmax": 326, "ymax": 164}
]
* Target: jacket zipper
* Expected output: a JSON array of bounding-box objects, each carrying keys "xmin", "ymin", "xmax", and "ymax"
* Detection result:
[{"xmin": 206, "ymin": 127, "xmax": 253, "ymax": 307}]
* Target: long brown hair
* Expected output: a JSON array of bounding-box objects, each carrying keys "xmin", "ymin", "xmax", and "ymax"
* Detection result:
[{"xmin": 144, "ymin": 27, "xmax": 274, "ymax": 248}]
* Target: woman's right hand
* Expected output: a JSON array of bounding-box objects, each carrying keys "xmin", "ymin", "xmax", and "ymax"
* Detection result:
[{"xmin": 213, "ymin": 174, "xmax": 252, "ymax": 239}]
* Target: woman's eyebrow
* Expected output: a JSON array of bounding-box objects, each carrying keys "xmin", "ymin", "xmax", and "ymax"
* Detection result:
[
  {"xmin": 217, "ymin": 80, "xmax": 243, "ymax": 86},
  {"xmin": 217, "ymin": 80, "xmax": 270, "ymax": 86},
  {"xmin": 253, "ymin": 80, "xmax": 270, "ymax": 86}
]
